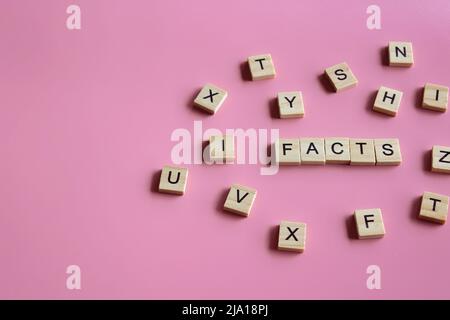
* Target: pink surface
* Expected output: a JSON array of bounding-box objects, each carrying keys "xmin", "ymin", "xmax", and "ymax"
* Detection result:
[{"xmin": 1, "ymin": 0, "xmax": 450, "ymax": 299}]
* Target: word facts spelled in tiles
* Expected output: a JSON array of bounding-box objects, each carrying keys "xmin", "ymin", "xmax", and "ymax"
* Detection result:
[
  {"xmin": 193, "ymin": 83, "xmax": 228, "ymax": 114},
  {"xmin": 325, "ymin": 137, "xmax": 350, "ymax": 164},
  {"xmin": 248, "ymin": 54, "xmax": 276, "ymax": 80},
  {"xmin": 209, "ymin": 135, "xmax": 235, "ymax": 163},
  {"xmin": 223, "ymin": 184, "xmax": 257, "ymax": 217},
  {"xmin": 324, "ymin": 62, "xmax": 358, "ymax": 92},
  {"xmin": 350, "ymin": 139, "xmax": 376, "ymax": 165},
  {"xmin": 388, "ymin": 41, "xmax": 414, "ymax": 67},
  {"xmin": 373, "ymin": 86, "xmax": 403, "ymax": 116},
  {"xmin": 374, "ymin": 139, "xmax": 402, "ymax": 165},
  {"xmin": 300, "ymin": 138, "xmax": 325, "ymax": 164},
  {"xmin": 274, "ymin": 138, "xmax": 301, "ymax": 165},
  {"xmin": 158, "ymin": 165, "xmax": 188, "ymax": 195},
  {"xmin": 277, "ymin": 91, "xmax": 305, "ymax": 118},
  {"xmin": 432, "ymin": 145, "xmax": 450, "ymax": 173},
  {"xmin": 278, "ymin": 221, "xmax": 307, "ymax": 253},
  {"xmin": 419, "ymin": 192, "xmax": 449, "ymax": 224},
  {"xmin": 422, "ymin": 83, "xmax": 448, "ymax": 112},
  {"xmin": 354, "ymin": 208, "xmax": 386, "ymax": 239}
]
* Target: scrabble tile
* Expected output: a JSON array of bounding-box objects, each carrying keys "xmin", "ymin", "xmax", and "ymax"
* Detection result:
[
  {"xmin": 278, "ymin": 221, "xmax": 307, "ymax": 252},
  {"xmin": 158, "ymin": 165, "xmax": 188, "ymax": 195},
  {"xmin": 422, "ymin": 83, "xmax": 448, "ymax": 112},
  {"xmin": 388, "ymin": 41, "xmax": 414, "ymax": 67},
  {"xmin": 209, "ymin": 135, "xmax": 235, "ymax": 163},
  {"xmin": 374, "ymin": 139, "xmax": 402, "ymax": 165},
  {"xmin": 274, "ymin": 138, "xmax": 301, "ymax": 165},
  {"xmin": 419, "ymin": 191, "xmax": 449, "ymax": 224},
  {"xmin": 354, "ymin": 208, "xmax": 386, "ymax": 239},
  {"xmin": 277, "ymin": 91, "xmax": 305, "ymax": 118},
  {"xmin": 373, "ymin": 86, "xmax": 403, "ymax": 116},
  {"xmin": 432, "ymin": 145, "xmax": 450, "ymax": 173},
  {"xmin": 325, "ymin": 137, "xmax": 350, "ymax": 164},
  {"xmin": 248, "ymin": 54, "xmax": 276, "ymax": 80},
  {"xmin": 223, "ymin": 184, "xmax": 257, "ymax": 217},
  {"xmin": 193, "ymin": 83, "xmax": 228, "ymax": 114},
  {"xmin": 324, "ymin": 62, "xmax": 358, "ymax": 92},
  {"xmin": 300, "ymin": 138, "xmax": 325, "ymax": 165},
  {"xmin": 350, "ymin": 139, "xmax": 376, "ymax": 165}
]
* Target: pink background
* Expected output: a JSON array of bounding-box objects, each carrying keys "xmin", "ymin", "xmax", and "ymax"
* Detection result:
[{"xmin": 1, "ymin": 0, "xmax": 450, "ymax": 299}]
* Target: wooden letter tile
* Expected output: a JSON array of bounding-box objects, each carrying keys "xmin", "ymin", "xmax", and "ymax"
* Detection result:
[
  {"xmin": 354, "ymin": 208, "xmax": 386, "ymax": 239},
  {"xmin": 274, "ymin": 138, "xmax": 301, "ymax": 165},
  {"xmin": 277, "ymin": 91, "xmax": 305, "ymax": 118},
  {"xmin": 350, "ymin": 139, "xmax": 376, "ymax": 165},
  {"xmin": 422, "ymin": 83, "xmax": 448, "ymax": 112},
  {"xmin": 209, "ymin": 135, "xmax": 235, "ymax": 163},
  {"xmin": 432, "ymin": 145, "xmax": 450, "ymax": 173},
  {"xmin": 419, "ymin": 191, "xmax": 449, "ymax": 224},
  {"xmin": 193, "ymin": 83, "xmax": 228, "ymax": 114},
  {"xmin": 324, "ymin": 62, "xmax": 358, "ymax": 92},
  {"xmin": 374, "ymin": 139, "xmax": 402, "ymax": 165},
  {"xmin": 373, "ymin": 86, "xmax": 403, "ymax": 116},
  {"xmin": 300, "ymin": 138, "xmax": 325, "ymax": 164},
  {"xmin": 158, "ymin": 165, "xmax": 188, "ymax": 195},
  {"xmin": 388, "ymin": 41, "xmax": 414, "ymax": 67},
  {"xmin": 278, "ymin": 221, "xmax": 307, "ymax": 252},
  {"xmin": 223, "ymin": 184, "xmax": 257, "ymax": 217},
  {"xmin": 325, "ymin": 137, "xmax": 350, "ymax": 164},
  {"xmin": 248, "ymin": 54, "xmax": 276, "ymax": 80}
]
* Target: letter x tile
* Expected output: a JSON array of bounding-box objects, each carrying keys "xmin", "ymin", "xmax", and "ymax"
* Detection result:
[
  {"xmin": 194, "ymin": 83, "xmax": 228, "ymax": 114},
  {"xmin": 419, "ymin": 191, "xmax": 449, "ymax": 224},
  {"xmin": 278, "ymin": 221, "xmax": 307, "ymax": 252}
]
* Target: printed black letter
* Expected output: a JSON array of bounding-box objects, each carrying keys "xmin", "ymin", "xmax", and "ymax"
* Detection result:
[
  {"xmin": 285, "ymin": 227, "xmax": 299, "ymax": 241},
  {"xmin": 167, "ymin": 171, "xmax": 181, "ymax": 184},
  {"xmin": 334, "ymin": 69, "xmax": 348, "ymax": 81},
  {"xmin": 364, "ymin": 214, "xmax": 375, "ymax": 228}
]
